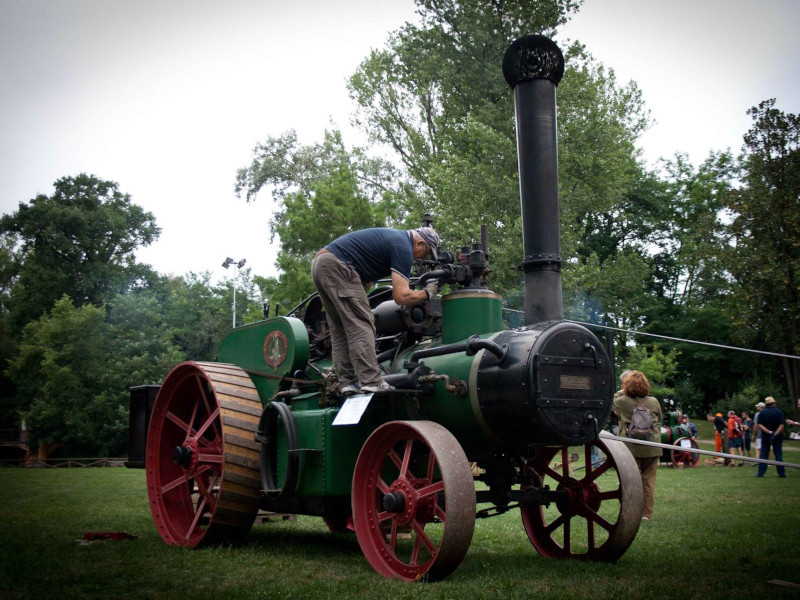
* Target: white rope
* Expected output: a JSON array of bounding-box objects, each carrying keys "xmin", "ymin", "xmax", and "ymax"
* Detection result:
[{"xmin": 598, "ymin": 431, "xmax": 800, "ymax": 470}]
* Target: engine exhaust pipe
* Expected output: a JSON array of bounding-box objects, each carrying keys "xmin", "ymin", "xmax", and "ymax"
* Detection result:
[{"xmin": 503, "ymin": 35, "xmax": 565, "ymax": 326}]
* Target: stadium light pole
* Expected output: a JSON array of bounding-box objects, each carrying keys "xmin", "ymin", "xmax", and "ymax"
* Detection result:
[{"xmin": 221, "ymin": 257, "xmax": 247, "ymax": 328}]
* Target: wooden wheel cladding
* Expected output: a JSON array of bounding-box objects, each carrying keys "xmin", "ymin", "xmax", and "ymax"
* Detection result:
[
  {"xmin": 146, "ymin": 362, "xmax": 263, "ymax": 547},
  {"xmin": 352, "ymin": 421, "xmax": 476, "ymax": 581},
  {"xmin": 521, "ymin": 438, "xmax": 643, "ymax": 562}
]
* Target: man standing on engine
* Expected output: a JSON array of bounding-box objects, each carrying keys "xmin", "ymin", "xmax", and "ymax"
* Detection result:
[{"xmin": 311, "ymin": 227, "xmax": 440, "ymax": 394}]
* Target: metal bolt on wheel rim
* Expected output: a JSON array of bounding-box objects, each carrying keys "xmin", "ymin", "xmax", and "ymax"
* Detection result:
[
  {"xmin": 352, "ymin": 421, "xmax": 476, "ymax": 581},
  {"xmin": 521, "ymin": 438, "xmax": 643, "ymax": 561},
  {"xmin": 146, "ymin": 362, "xmax": 263, "ymax": 547}
]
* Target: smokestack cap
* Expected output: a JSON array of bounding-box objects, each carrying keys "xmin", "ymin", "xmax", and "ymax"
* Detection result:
[{"xmin": 502, "ymin": 35, "xmax": 564, "ymax": 89}]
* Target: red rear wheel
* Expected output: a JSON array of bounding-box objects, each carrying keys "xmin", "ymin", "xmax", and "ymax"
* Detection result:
[
  {"xmin": 521, "ymin": 438, "xmax": 642, "ymax": 561},
  {"xmin": 146, "ymin": 362, "xmax": 263, "ymax": 547},
  {"xmin": 352, "ymin": 421, "xmax": 475, "ymax": 581}
]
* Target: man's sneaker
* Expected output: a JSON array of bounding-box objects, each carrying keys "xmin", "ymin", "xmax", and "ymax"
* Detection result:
[
  {"xmin": 341, "ymin": 382, "xmax": 361, "ymax": 395},
  {"xmin": 361, "ymin": 380, "xmax": 395, "ymax": 393}
]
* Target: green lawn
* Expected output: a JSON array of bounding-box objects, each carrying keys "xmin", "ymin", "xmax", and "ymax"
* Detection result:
[{"xmin": 1, "ymin": 454, "xmax": 799, "ymax": 600}]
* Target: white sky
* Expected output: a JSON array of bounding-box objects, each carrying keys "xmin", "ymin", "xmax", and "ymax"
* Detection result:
[{"xmin": 1, "ymin": 0, "xmax": 798, "ymax": 282}]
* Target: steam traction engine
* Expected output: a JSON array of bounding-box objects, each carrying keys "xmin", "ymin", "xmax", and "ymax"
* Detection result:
[
  {"xmin": 141, "ymin": 36, "xmax": 644, "ymax": 581},
  {"xmin": 661, "ymin": 412, "xmax": 700, "ymax": 468}
]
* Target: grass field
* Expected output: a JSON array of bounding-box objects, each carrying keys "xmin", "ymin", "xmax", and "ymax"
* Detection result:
[{"xmin": 1, "ymin": 443, "xmax": 799, "ymax": 600}]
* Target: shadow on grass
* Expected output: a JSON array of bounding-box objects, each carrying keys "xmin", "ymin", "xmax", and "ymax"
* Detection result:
[{"xmin": 245, "ymin": 521, "xmax": 363, "ymax": 558}]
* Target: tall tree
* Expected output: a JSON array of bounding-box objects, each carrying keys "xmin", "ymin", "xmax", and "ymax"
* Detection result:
[
  {"xmin": 7, "ymin": 297, "xmax": 109, "ymax": 455},
  {"xmin": 7, "ymin": 292, "xmax": 184, "ymax": 456},
  {"xmin": 726, "ymin": 99, "xmax": 800, "ymax": 406},
  {"xmin": 632, "ymin": 152, "xmax": 754, "ymax": 410},
  {"xmin": 649, "ymin": 152, "xmax": 734, "ymax": 307},
  {"xmin": 161, "ymin": 272, "xmax": 232, "ymax": 361},
  {"xmin": 0, "ymin": 173, "xmax": 160, "ymax": 330},
  {"xmin": 99, "ymin": 291, "xmax": 185, "ymax": 452},
  {"xmin": 348, "ymin": 1, "xmax": 649, "ymax": 295},
  {"xmin": 0, "ymin": 234, "xmax": 16, "ymax": 424},
  {"xmin": 236, "ymin": 130, "xmax": 401, "ymax": 307}
]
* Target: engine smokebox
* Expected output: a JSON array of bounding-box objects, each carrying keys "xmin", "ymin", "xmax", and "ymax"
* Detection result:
[{"xmin": 474, "ymin": 322, "xmax": 613, "ymax": 448}]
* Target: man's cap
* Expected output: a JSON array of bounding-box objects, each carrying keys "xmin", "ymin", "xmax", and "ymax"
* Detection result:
[
  {"xmin": 755, "ymin": 402, "xmax": 765, "ymax": 408},
  {"xmin": 765, "ymin": 397, "xmax": 777, "ymax": 405},
  {"xmin": 715, "ymin": 413, "xmax": 723, "ymax": 417},
  {"xmin": 415, "ymin": 227, "xmax": 440, "ymax": 260}
]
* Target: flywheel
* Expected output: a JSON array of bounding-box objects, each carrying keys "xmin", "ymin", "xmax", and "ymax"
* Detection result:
[{"xmin": 146, "ymin": 361, "xmax": 263, "ymax": 547}]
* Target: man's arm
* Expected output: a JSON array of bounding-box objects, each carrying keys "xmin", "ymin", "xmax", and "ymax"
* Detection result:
[{"xmin": 391, "ymin": 271, "xmax": 429, "ymax": 305}]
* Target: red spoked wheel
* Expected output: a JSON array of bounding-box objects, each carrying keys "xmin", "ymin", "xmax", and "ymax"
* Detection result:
[
  {"xmin": 671, "ymin": 437, "xmax": 700, "ymax": 468},
  {"xmin": 352, "ymin": 421, "xmax": 476, "ymax": 581},
  {"xmin": 146, "ymin": 362, "xmax": 263, "ymax": 547},
  {"xmin": 521, "ymin": 438, "xmax": 642, "ymax": 562}
]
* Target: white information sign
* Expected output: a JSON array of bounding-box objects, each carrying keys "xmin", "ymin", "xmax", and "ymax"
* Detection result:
[
  {"xmin": 332, "ymin": 393, "xmax": 375, "ymax": 426},
  {"xmin": 680, "ymin": 438, "xmax": 693, "ymax": 448}
]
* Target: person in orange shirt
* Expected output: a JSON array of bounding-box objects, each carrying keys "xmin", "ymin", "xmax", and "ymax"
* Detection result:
[{"xmin": 727, "ymin": 410, "xmax": 744, "ymax": 466}]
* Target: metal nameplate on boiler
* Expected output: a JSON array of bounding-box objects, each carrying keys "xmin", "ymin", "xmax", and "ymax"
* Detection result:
[{"xmin": 559, "ymin": 374, "xmax": 591, "ymax": 390}]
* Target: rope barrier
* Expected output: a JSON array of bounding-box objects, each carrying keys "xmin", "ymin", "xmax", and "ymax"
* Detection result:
[
  {"xmin": 500, "ymin": 307, "xmax": 800, "ymax": 361},
  {"xmin": 598, "ymin": 431, "xmax": 800, "ymax": 470}
]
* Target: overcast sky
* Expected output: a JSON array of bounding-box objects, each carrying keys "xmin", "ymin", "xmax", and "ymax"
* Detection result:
[{"xmin": 1, "ymin": 0, "xmax": 798, "ymax": 282}]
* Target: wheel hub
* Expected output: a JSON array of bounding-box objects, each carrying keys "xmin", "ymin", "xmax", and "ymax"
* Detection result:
[
  {"xmin": 172, "ymin": 437, "xmax": 200, "ymax": 473},
  {"xmin": 387, "ymin": 479, "xmax": 417, "ymax": 526},
  {"xmin": 384, "ymin": 477, "xmax": 438, "ymax": 527},
  {"xmin": 556, "ymin": 477, "xmax": 602, "ymax": 518},
  {"xmin": 173, "ymin": 445, "xmax": 193, "ymax": 467},
  {"xmin": 382, "ymin": 491, "xmax": 406, "ymax": 513}
]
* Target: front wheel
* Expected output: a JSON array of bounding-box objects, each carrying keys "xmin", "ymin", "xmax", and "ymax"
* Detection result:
[
  {"xmin": 351, "ymin": 421, "xmax": 476, "ymax": 581},
  {"xmin": 521, "ymin": 438, "xmax": 643, "ymax": 562}
]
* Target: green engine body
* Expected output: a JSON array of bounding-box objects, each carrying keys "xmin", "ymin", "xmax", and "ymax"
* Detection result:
[{"xmin": 214, "ymin": 254, "xmax": 614, "ymax": 517}]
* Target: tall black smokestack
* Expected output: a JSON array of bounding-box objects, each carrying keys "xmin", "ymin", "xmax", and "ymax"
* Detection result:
[{"xmin": 502, "ymin": 35, "xmax": 565, "ymax": 326}]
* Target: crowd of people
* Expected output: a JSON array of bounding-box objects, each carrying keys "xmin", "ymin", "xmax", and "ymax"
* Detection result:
[
  {"xmin": 611, "ymin": 368, "xmax": 798, "ymax": 522},
  {"xmin": 704, "ymin": 399, "xmax": 799, "ymax": 476}
]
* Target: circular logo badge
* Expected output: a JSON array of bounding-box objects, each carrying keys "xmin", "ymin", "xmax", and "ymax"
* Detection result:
[{"xmin": 263, "ymin": 330, "xmax": 288, "ymax": 369}]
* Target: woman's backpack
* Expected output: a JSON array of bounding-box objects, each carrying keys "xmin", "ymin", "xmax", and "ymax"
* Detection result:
[{"xmin": 627, "ymin": 399, "xmax": 653, "ymax": 440}]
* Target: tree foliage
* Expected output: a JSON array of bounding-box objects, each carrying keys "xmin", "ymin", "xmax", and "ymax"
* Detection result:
[
  {"xmin": 7, "ymin": 294, "xmax": 185, "ymax": 455},
  {"xmin": 160, "ymin": 272, "xmax": 227, "ymax": 360},
  {"xmin": 349, "ymin": 2, "xmax": 649, "ymax": 297},
  {"xmin": 236, "ymin": 130, "xmax": 402, "ymax": 306},
  {"xmin": 725, "ymin": 99, "xmax": 800, "ymax": 404},
  {"xmin": 7, "ymin": 297, "xmax": 110, "ymax": 453},
  {"xmin": 0, "ymin": 174, "xmax": 160, "ymax": 330},
  {"xmin": 623, "ymin": 345, "xmax": 679, "ymax": 404},
  {"xmin": 0, "ymin": 173, "xmax": 269, "ymax": 452}
]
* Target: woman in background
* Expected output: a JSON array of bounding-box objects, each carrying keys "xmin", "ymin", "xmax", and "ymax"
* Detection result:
[{"xmin": 612, "ymin": 370, "xmax": 663, "ymax": 521}]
